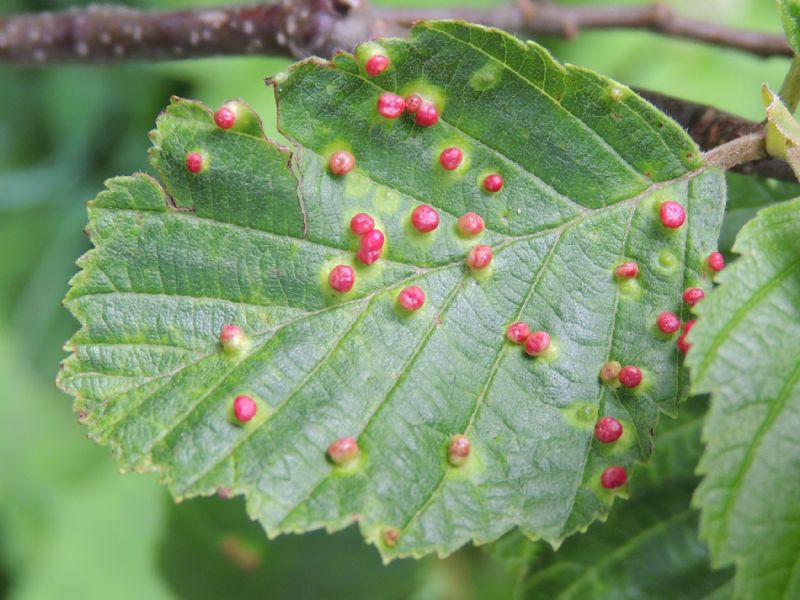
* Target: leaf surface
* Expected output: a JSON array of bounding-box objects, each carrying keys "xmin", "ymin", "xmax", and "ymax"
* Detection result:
[
  {"xmin": 59, "ymin": 21, "xmax": 725, "ymax": 559},
  {"xmin": 779, "ymin": 0, "xmax": 800, "ymax": 55},
  {"xmin": 521, "ymin": 401, "xmax": 732, "ymax": 599},
  {"xmin": 688, "ymin": 197, "xmax": 800, "ymax": 599}
]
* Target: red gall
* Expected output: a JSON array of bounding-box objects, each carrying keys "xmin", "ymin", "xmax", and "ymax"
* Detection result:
[
  {"xmin": 707, "ymin": 251, "xmax": 725, "ymax": 272},
  {"xmin": 415, "ymin": 102, "xmax": 439, "ymax": 127},
  {"xmin": 411, "ymin": 204, "xmax": 440, "ymax": 233},
  {"xmin": 677, "ymin": 320, "xmax": 695, "ymax": 353},
  {"xmin": 618, "ymin": 365, "xmax": 642, "ymax": 388},
  {"xmin": 328, "ymin": 265, "xmax": 355, "ymax": 293},
  {"xmin": 350, "ymin": 213, "xmax": 375, "ymax": 236},
  {"xmin": 329, "ymin": 151, "xmax": 355, "ymax": 176},
  {"xmin": 656, "ymin": 311, "xmax": 681, "ymax": 334},
  {"xmin": 377, "ymin": 93, "xmax": 405, "ymax": 119},
  {"xmin": 448, "ymin": 435, "xmax": 471, "ymax": 467},
  {"xmin": 594, "ymin": 416, "xmax": 623, "ymax": 443},
  {"xmin": 439, "ymin": 147, "xmax": 463, "ymax": 170},
  {"xmin": 601, "ymin": 466, "xmax": 628, "ymax": 489},
  {"xmin": 483, "ymin": 173, "xmax": 503, "ymax": 192},
  {"xmin": 356, "ymin": 229, "xmax": 385, "ymax": 265},
  {"xmin": 614, "ymin": 262, "xmax": 638, "ymax": 278},
  {"xmin": 660, "ymin": 201, "xmax": 686, "ymax": 229},
  {"xmin": 404, "ymin": 94, "xmax": 423, "ymax": 113},
  {"xmin": 365, "ymin": 54, "xmax": 389, "ymax": 77},
  {"xmin": 398, "ymin": 286, "xmax": 425, "ymax": 311},
  {"xmin": 328, "ymin": 436, "xmax": 359, "ymax": 465},
  {"xmin": 524, "ymin": 331, "xmax": 551, "ymax": 356},
  {"xmin": 185, "ymin": 152, "xmax": 205, "ymax": 173},
  {"xmin": 599, "ymin": 361, "xmax": 622, "ymax": 383},
  {"xmin": 219, "ymin": 324, "xmax": 247, "ymax": 353},
  {"xmin": 683, "ymin": 287, "xmax": 705, "ymax": 306},
  {"xmin": 233, "ymin": 395, "xmax": 257, "ymax": 423},
  {"xmin": 506, "ymin": 322, "xmax": 531, "ymax": 344},
  {"xmin": 214, "ymin": 105, "xmax": 236, "ymax": 129},
  {"xmin": 467, "ymin": 245, "xmax": 493, "ymax": 269},
  {"xmin": 457, "ymin": 212, "xmax": 485, "ymax": 236}
]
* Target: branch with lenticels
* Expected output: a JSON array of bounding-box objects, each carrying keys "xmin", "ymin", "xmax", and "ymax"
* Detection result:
[
  {"xmin": 0, "ymin": 0, "xmax": 790, "ymax": 66},
  {"xmin": 0, "ymin": 0, "xmax": 793, "ymax": 180}
]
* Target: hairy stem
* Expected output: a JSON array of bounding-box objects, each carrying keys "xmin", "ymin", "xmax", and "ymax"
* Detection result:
[{"xmin": 703, "ymin": 132, "xmax": 767, "ymax": 170}]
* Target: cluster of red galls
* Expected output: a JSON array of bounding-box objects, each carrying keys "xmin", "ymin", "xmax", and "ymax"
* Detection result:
[
  {"xmin": 323, "ymin": 53, "xmax": 507, "ymax": 314},
  {"xmin": 372, "ymin": 89, "xmax": 504, "ymax": 193},
  {"xmin": 333, "ymin": 52, "xmax": 505, "ymax": 196},
  {"xmin": 196, "ymin": 77, "xmax": 728, "ymax": 499},
  {"xmin": 219, "ymin": 324, "xmax": 475, "ymax": 457},
  {"xmin": 615, "ymin": 197, "xmax": 723, "ymax": 355},
  {"xmin": 585, "ymin": 203, "xmax": 724, "ymax": 489},
  {"xmin": 184, "ymin": 104, "xmax": 241, "ymax": 173},
  {"xmin": 328, "ymin": 207, "xmax": 494, "ymax": 310}
]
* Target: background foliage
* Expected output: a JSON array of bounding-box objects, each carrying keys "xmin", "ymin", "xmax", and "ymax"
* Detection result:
[{"xmin": 0, "ymin": 0, "xmax": 796, "ymax": 598}]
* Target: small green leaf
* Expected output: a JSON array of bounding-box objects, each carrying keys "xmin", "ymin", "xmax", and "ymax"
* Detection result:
[
  {"xmin": 779, "ymin": 0, "xmax": 800, "ymax": 55},
  {"xmin": 521, "ymin": 402, "xmax": 732, "ymax": 599},
  {"xmin": 688, "ymin": 198, "xmax": 800, "ymax": 598},
  {"xmin": 721, "ymin": 172, "xmax": 800, "ymax": 253},
  {"xmin": 762, "ymin": 84, "xmax": 800, "ymax": 164},
  {"xmin": 58, "ymin": 21, "xmax": 726, "ymax": 559}
]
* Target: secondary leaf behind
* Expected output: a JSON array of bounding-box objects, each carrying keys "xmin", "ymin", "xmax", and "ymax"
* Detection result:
[{"xmin": 689, "ymin": 197, "xmax": 800, "ymax": 599}]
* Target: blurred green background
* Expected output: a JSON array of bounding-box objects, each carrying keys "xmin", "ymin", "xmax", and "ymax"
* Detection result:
[{"xmin": 0, "ymin": 1, "xmax": 795, "ymax": 598}]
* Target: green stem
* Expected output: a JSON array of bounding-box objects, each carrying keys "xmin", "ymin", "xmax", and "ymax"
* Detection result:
[{"xmin": 779, "ymin": 55, "xmax": 800, "ymax": 112}]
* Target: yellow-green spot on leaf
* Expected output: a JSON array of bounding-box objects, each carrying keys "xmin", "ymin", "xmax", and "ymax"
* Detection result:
[
  {"xmin": 561, "ymin": 402, "xmax": 599, "ymax": 432},
  {"xmin": 403, "ymin": 215, "xmax": 438, "ymax": 248},
  {"xmin": 373, "ymin": 187, "xmax": 403, "ymax": 214},
  {"xmin": 355, "ymin": 41, "xmax": 388, "ymax": 64},
  {"xmin": 618, "ymin": 278, "xmax": 643, "ymax": 301},
  {"xmin": 656, "ymin": 249, "xmax": 679, "ymax": 273},
  {"xmin": 470, "ymin": 61, "xmax": 504, "ymax": 92}
]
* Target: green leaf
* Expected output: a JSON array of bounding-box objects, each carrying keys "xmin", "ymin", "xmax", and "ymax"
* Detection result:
[
  {"xmin": 517, "ymin": 401, "xmax": 729, "ymax": 598},
  {"xmin": 779, "ymin": 0, "xmax": 800, "ymax": 55},
  {"xmin": 521, "ymin": 400, "xmax": 732, "ymax": 599},
  {"xmin": 762, "ymin": 84, "xmax": 800, "ymax": 177},
  {"xmin": 58, "ymin": 21, "xmax": 726, "ymax": 560},
  {"xmin": 688, "ymin": 198, "xmax": 800, "ymax": 598},
  {"xmin": 721, "ymin": 172, "xmax": 800, "ymax": 253},
  {"xmin": 159, "ymin": 497, "xmax": 419, "ymax": 600},
  {"xmin": 0, "ymin": 330, "xmax": 173, "ymax": 600}
]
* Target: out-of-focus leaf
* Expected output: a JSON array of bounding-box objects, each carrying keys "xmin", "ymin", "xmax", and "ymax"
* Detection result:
[
  {"xmin": 779, "ymin": 0, "xmax": 800, "ymax": 54},
  {"xmin": 520, "ymin": 399, "xmax": 732, "ymax": 599},
  {"xmin": 158, "ymin": 496, "xmax": 417, "ymax": 600},
  {"xmin": 0, "ymin": 330, "xmax": 174, "ymax": 600},
  {"xmin": 688, "ymin": 197, "xmax": 800, "ymax": 599},
  {"xmin": 762, "ymin": 84, "xmax": 800, "ymax": 179},
  {"xmin": 721, "ymin": 172, "xmax": 800, "ymax": 253}
]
